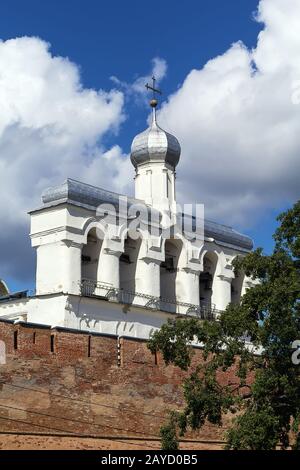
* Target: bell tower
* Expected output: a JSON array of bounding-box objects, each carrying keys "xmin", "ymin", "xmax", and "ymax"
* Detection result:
[{"xmin": 130, "ymin": 77, "xmax": 181, "ymax": 218}]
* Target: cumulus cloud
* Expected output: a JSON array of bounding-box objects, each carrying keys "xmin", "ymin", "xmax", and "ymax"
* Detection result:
[
  {"xmin": 110, "ymin": 57, "xmax": 167, "ymax": 101},
  {"xmin": 158, "ymin": 0, "xmax": 300, "ymax": 226},
  {"xmin": 1, "ymin": 0, "xmax": 300, "ymax": 286},
  {"xmin": 0, "ymin": 36, "xmax": 132, "ymax": 283}
]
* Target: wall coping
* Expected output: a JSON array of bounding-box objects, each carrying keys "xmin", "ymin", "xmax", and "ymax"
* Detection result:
[{"xmin": 0, "ymin": 317, "xmax": 118, "ymax": 340}]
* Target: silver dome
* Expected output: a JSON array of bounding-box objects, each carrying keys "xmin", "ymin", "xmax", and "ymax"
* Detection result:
[{"xmin": 130, "ymin": 109, "xmax": 181, "ymax": 169}]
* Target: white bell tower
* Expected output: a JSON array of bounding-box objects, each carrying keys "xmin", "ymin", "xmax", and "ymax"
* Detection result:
[{"xmin": 130, "ymin": 77, "xmax": 181, "ymax": 217}]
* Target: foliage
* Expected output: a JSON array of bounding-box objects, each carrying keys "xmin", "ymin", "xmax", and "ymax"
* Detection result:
[
  {"xmin": 148, "ymin": 201, "xmax": 300, "ymax": 450},
  {"xmin": 160, "ymin": 412, "xmax": 180, "ymax": 450}
]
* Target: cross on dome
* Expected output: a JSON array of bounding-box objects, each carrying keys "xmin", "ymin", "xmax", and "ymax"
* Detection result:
[{"xmin": 145, "ymin": 75, "xmax": 162, "ymax": 109}]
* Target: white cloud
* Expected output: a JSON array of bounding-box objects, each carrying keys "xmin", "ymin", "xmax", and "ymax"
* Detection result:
[
  {"xmin": 110, "ymin": 57, "xmax": 167, "ymax": 100},
  {"xmin": 2, "ymin": 0, "xmax": 300, "ymax": 285},
  {"xmin": 0, "ymin": 36, "xmax": 132, "ymax": 283},
  {"xmin": 158, "ymin": 0, "xmax": 300, "ymax": 226}
]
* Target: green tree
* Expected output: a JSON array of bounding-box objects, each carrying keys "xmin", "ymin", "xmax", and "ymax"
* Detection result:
[{"xmin": 148, "ymin": 202, "xmax": 300, "ymax": 450}]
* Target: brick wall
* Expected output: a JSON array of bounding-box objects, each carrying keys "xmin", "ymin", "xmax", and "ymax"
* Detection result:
[{"xmin": 0, "ymin": 319, "xmax": 234, "ymax": 449}]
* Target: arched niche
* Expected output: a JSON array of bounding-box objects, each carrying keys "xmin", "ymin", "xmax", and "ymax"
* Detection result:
[
  {"xmin": 200, "ymin": 251, "xmax": 218, "ymax": 310},
  {"xmin": 231, "ymin": 268, "xmax": 245, "ymax": 305},
  {"xmin": 119, "ymin": 234, "xmax": 142, "ymax": 298},
  {"xmin": 160, "ymin": 239, "xmax": 183, "ymax": 310},
  {"xmin": 81, "ymin": 227, "xmax": 103, "ymax": 282}
]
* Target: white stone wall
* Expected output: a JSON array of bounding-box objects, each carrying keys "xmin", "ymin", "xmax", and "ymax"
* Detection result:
[
  {"xmin": 29, "ymin": 202, "xmax": 252, "ymax": 311},
  {"xmin": 134, "ymin": 161, "xmax": 176, "ymax": 215},
  {"xmin": 12, "ymin": 178, "xmax": 258, "ymax": 339},
  {"xmin": 0, "ymin": 204, "xmax": 257, "ymax": 339}
]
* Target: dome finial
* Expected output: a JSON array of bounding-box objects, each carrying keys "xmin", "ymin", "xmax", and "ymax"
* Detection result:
[{"xmin": 145, "ymin": 76, "xmax": 162, "ymax": 121}]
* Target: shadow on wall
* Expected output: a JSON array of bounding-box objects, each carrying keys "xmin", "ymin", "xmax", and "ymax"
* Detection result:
[
  {"xmin": 200, "ymin": 252, "xmax": 218, "ymax": 309},
  {"xmin": 160, "ymin": 239, "xmax": 183, "ymax": 305}
]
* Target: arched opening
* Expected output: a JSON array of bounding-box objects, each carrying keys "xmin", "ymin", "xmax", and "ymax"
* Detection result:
[
  {"xmin": 81, "ymin": 228, "xmax": 103, "ymax": 282},
  {"xmin": 200, "ymin": 252, "xmax": 218, "ymax": 311},
  {"xmin": 231, "ymin": 269, "xmax": 245, "ymax": 305},
  {"xmin": 119, "ymin": 235, "xmax": 142, "ymax": 301},
  {"xmin": 160, "ymin": 239, "xmax": 183, "ymax": 312}
]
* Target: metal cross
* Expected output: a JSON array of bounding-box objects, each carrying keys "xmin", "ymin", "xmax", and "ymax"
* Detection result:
[{"xmin": 145, "ymin": 76, "xmax": 162, "ymax": 100}]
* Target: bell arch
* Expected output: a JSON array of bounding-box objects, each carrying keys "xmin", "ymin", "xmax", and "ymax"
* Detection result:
[
  {"xmin": 160, "ymin": 238, "xmax": 183, "ymax": 311},
  {"xmin": 231, "ymin": 261, "xmax": 245, "ymax": 305},
  {"xmin": 81, "ymin": 227, "xmax": 104, "ymax": 282},
  {"xmin": 119, "ymin": 233, "xmax": 142, "ymax": 298},
  {"xmin": 199, "ymin": 251, "xmax": 219, "ymax": 310}
]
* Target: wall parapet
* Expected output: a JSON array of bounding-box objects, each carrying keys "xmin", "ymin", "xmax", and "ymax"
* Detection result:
[{"xmin": 0, "ymin": 317, "xmax": 238, "ymax": 448}]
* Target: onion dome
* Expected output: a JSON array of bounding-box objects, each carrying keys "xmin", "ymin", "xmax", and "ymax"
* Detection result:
[{"xmin": 130, "ymin": 100, "xmax": 181, "ymax": 170}]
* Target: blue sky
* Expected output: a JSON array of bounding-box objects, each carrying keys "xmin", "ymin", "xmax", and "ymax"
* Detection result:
[
  {"xmin": 1, "ymin": 0, "xmax": 262, "ymax": 150},
  {"xmin": 1, "ymin": 0, "xmax": 299, "ymax": 292}
]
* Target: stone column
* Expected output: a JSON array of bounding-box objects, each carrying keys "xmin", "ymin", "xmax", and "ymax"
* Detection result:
[
  {"xmin": 212, "ymin": 275, "xmax": 232, "ymax": 312},
  {"xmin": 61, "ymin": 241, "xmax": 82, "ymax": 295},
  {"xmin": 176, "ymin": 268, "xmax": 200, "ymax": 315},
  {"xmin": 97, "ymin": 249, "xmax": 121, "ymax": 290},
  {"xmin": 134, "ymin": 258, "xmax": 161, "ymax": 307},
  {"xmin": 36, "ymin": 241, "xmax": 82, "ymax": 296}
]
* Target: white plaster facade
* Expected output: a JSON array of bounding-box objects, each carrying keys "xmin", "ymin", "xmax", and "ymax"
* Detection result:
[{"xmin": 0, "ymin": 102, "xmax": 256, "ymax": 339}]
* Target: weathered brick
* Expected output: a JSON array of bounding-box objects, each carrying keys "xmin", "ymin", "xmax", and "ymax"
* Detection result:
[{"xmin": 0, "ymin": 319, "xmax": 245, "ymax": 449}]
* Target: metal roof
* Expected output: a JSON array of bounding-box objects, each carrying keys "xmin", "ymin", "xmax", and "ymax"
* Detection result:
[{"xmin": 40, "ymin": 179, "xmax": 253, "ymax": 252}]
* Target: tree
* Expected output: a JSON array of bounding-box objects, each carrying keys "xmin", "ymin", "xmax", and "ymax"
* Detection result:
[{"xmin": 148, "ymin": 201, "xmax": 300, "ymax": 450}]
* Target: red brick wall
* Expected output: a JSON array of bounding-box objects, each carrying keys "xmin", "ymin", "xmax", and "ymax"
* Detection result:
[{"xmin": 0, "ymin": 319, "xmax": 232, "ymax": 449}]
